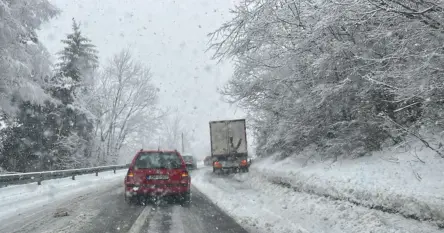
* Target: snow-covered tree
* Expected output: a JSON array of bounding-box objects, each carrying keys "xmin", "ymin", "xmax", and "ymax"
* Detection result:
[
  {"xmin": 0, "ymin": 102, "xmax": 51, "ymax": 172},
  {"xmin": 0, "ymin": 0, "xmax": 59, "ymax": 115},
  {"xmin": 0, "ymin": 0, "xmax": 59, "ymax": 171},
  {"xmin": 1, "ymin": 18, "xmax": 100, "ymax": 171},
  {"xmin": 44, "ymin": 18, "xmax": 99, "ymax": 168},
  {"xmin": 209, "ymin": 0, "xmax": 444, "ymax": 159},
  {"xmin": 92, "ymin": 49, "xmax": 161, "ymax": 164},
  {"xmin": 52, "ymin": 18, "xmax": 98, "ymax": 104},
  {"xmin": 159, "ymin": 109, "xmax": 195, "ymax": 153}
]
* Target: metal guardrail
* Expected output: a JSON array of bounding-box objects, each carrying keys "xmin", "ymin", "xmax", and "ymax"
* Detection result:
[{"xmin": 0, "ymin": 164, "xmax": 130, "ymax": 187}]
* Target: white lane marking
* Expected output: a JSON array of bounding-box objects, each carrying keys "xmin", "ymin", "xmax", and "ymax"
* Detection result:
[
  {"xmin": 170, "ymin": 206, "xmax": 185, "ymax": 233},
  {"xmin": 128, "ymin": 206, "xmax": 153, "ymax": 233}
]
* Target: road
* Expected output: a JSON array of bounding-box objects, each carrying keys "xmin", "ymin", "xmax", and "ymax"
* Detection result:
[{"xmin": 0, "ymin": 176, "xmax": 249, "ymax": 233}]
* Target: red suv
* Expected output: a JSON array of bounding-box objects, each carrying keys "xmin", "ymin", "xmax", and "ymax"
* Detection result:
[{"xmin": 124, "ymin": 149, "xmax": 191, "ymax": 205}]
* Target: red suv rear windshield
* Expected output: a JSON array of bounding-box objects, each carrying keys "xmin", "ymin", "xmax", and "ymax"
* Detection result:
[{"xmin": 134, "ymin": 152, "xmax": 182, "ymax": 169}]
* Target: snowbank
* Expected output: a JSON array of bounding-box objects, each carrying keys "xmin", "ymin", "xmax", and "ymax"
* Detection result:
[
  {"xmin": 251, "ymin": 144, "xmax": 444, "ymax": 225},
  {"xmin": 192, "ymin": 168, "xmax": 441, "ymax": 233},
  {"xmin": 0, "ymin": 169, "xmax": 127, "ymax": 222},
  {"xmin": 192, "ymin": 168, "xmax": 310, "ymax": 233}
]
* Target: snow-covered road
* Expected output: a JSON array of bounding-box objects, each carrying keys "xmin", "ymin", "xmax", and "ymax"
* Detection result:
[
  {"xmin": 0, "ymin": 170, "xmax": 127, "ymax": 223},
  {"xmin": 0, "ymin": 169, "xmax": 248, "ymax": 233},
  {"xmin": 0, "ymin": 170, "xmax": 128, "ymax": 232},
  {"xmin": 1, "ymin": 164, "xmax": 442, "ymax": 233},
  {"xmin": 192, "ymin": 167, "xmax": 443, "ymax": 233}
]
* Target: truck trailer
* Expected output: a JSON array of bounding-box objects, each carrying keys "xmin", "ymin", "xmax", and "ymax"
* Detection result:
[{"xmin": 209, "ymin": 119, "xmax": 249, "ymax": 174}]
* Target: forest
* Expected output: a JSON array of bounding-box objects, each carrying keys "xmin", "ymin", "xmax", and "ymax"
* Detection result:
[
  {"xmin": 209, "ymin": 0, "xmax": 444, "ymax": 160},
  {"xmin": 0, "ymin": 1, "xmax": 193, "ymax": 172}
]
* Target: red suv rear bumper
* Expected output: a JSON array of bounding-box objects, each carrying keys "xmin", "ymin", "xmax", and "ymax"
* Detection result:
[{"xmin": 125, "ymin": 184, "xmax": 190, "ymax": 197}]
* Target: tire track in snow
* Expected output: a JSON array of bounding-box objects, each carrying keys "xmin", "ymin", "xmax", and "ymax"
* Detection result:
[
  {"xmin": 138, "ymin": 205, "xmax": 173, "ymax": 233},
  {"xmin": 159, "ymin": 206, "xmax": 173, "ymax": 233},
  {"xmin": 170, "ymin": 205, "xmax": 185, "ymax": 233}
]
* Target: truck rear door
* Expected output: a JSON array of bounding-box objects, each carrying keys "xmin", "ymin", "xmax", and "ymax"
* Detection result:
[
  {"xmin": 210, "ymin": 121, "xmax": 229, "ymax": 157},
  {"xmin": 210, "ymin": 119, "xmax": 248, "ymax": 169}
]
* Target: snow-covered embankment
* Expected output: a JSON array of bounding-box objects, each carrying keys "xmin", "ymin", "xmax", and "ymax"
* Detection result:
[{"xmin": 250, "ymin": 144, "xmax": 444, "ymax": 226}]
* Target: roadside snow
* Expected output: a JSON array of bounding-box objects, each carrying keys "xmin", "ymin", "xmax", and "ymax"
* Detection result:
[
  {"xmin": 0, "ymin": 169, "xmax": 127, "ymax": 222},
  {"xmin": 252, "ymin": 144, "xmax": 444, "ymax": 225},
  {"xmin": 192, "ymin": 168, "xmax": 442, "ymax": 233}
]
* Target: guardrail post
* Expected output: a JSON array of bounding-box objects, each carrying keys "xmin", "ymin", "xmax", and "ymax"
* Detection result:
[
  {"xmin": 37, "ymin": 174, "xmax": 43, "ymax": 185},
  {"xmin": 72, "ymin": 174, "xmax": 75, "ymax": 180}
]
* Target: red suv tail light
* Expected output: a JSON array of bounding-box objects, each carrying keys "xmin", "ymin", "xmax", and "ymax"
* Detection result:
[
  {"xmin": 125, "ymin": 167, "xmax": 135, "ymax": 184},
  {"xmin": 181, "ymin": 170, "xmax": 189, "ymax": 179}
]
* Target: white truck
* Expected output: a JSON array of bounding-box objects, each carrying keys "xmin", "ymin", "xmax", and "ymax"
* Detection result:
[{"xmin": 209, "ymin": 119, "xmax": 249, "ymax": 173}]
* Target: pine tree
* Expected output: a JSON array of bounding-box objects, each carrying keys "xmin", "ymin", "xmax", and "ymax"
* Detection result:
[
  {"xmin": 57, "ymin": 18, "xmax": 98, "ymax": 79},
  {"xmin": 53, "ymin": 18, "xmax": 98, "ymax": 104},
  {"xmin": 45, "ymin": 18, "xmax": 99, "ymax": 169},
  {"xmin": 1, "ymin": 102, "xmax": 42, "ymax": 172}
]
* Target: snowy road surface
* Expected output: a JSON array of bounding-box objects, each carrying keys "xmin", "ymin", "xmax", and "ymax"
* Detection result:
[
  {"xmin": 0, "ymin": 169, "xmax": 248, "ymax": 233},
  {"xmin": 2, "ymin": 165, "xmax": 442, "ymax": 233}
]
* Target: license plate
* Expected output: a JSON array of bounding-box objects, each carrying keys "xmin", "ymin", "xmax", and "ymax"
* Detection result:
[
  {"xmin": 147, "ymin": 175, "xmax": 169, "ymax": 180},
  {"xmin": 220, "ymin": 161, "xmax": 236, "ymax": 167}
]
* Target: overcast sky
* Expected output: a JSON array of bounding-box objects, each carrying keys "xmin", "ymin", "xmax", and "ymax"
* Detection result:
[{"xmin": 38, "ymin": 0, "xmax": 249, "ymax": 158}]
